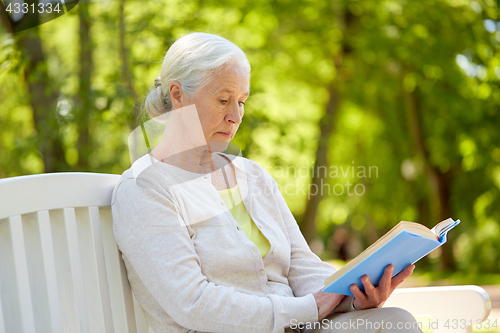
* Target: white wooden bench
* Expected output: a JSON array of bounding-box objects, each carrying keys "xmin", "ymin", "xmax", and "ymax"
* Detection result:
[{"xmin": 0, "ymin": 173, "xmax": 491, "ymax": 332}]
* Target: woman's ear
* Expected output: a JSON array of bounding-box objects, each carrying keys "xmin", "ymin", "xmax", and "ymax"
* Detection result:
[{"xmin": 169, "ymin": 81, "xmax": 183, "ymax": 109}]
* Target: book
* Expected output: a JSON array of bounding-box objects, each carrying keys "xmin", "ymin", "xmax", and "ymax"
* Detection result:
[{"xmin": 323, "ymin": 218, "xmax": 460, "ymax": 296}]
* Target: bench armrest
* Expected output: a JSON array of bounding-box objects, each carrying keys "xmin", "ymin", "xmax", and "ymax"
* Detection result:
[{"xmin": 384, "ymin": 285, "xmax": 491, "ymax": 332}]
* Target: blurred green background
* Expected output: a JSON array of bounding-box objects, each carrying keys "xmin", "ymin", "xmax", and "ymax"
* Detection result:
[{"xmin": 1, "ymin": 0, "xmax": 499, "ymax": 291}]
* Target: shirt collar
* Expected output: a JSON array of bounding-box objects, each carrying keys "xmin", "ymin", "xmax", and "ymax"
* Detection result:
[{"xmin": 131, "ymin": 151, "xmax": 247, "ymax": 181}]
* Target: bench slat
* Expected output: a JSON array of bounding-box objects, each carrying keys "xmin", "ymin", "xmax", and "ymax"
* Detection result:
[
  {"xmin": 10, "ymin": 216, "xmax": 36, "ymax": 333},
  {"xmin": 38, "ymin": 210, "xmax": 64, "ymax": 333},
  {"xmin": 88, "ymin": 206, "xmax": 115, "ymax": 332},
  {"xmin": 100, "ymin": 207, "xmax": 138, "ymax": 333},
  {"xmin": 63, "ymin": 208, "xmax": 90, "ymax": 333}
]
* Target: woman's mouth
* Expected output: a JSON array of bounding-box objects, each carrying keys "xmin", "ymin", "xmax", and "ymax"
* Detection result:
[{"xmin": 217, "ymin": 132, "xmax": 232, "ymax": 138}]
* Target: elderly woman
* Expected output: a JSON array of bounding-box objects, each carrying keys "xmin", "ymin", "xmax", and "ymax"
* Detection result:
[{"xmin": 111, "ymin": 32, "xmax": 422, "ymax": 333}]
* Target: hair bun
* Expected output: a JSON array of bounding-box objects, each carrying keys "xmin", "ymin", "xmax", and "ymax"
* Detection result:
[{"xmin": 154, "ymin": 76, "xmax": 162, "ymax": 88}]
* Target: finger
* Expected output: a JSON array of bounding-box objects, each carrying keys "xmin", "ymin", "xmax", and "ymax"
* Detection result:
[
  {"xmin": 361, "ymin": 275, "xmax": 376, "ymax": 296},
  {"xmin": 378, "ymin": 264, "xmax": 393, "ymax": 291},
  {"xmin": 390, "ymin": 264, "xmax": 415, "ymax": 292},
  {"xmin": 360, "ymin": 275, "xmax": 379, "ymax": 307},
  {"xmin": 395, "ymin": 264, "xmax": 415, "ymax": 280},
  {"xmin": 378, "ymin": 264, "xmax": 394, "ymax": 299},
  {"xmin": 350, "ymin": 283, "xmax": 367, "ymax": 306}
]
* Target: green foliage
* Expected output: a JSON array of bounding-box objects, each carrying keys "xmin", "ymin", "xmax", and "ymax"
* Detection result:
[{"xmin": 0, "ymin": 0, "xmax": 499, "ymax": 277}]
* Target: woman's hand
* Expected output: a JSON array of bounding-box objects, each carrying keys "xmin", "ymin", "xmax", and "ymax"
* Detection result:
[
  {"xmin": 350, "ymin": 264, "xmax": 415, "ymax": 310},
  {"xmin": 312, "ymin": 289, "xmax": 346, "ymax": 320}
]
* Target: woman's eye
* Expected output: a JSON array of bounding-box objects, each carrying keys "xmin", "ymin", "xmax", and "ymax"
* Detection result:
[
  {"xmin": 239, "ymin": 101, "xmax": 245, "ymax": 107},
  {"xmin": 219, "ymin": 99, "xmax": 228, "ymax": 105}
]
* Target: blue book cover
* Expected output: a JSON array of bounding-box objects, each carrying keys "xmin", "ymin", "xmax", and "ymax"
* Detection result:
[{"xmin": 323, "ymin": 218, "xmax": 460, "ymax": 296}]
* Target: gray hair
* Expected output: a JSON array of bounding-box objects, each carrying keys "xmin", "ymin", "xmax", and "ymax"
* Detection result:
[{"xmin": 144, "ymin": 32, "xmax": 251, "ymax": 120}]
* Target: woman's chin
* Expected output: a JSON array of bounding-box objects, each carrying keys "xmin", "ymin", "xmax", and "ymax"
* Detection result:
[{"xmin": 208, "ymin": 141, "xmax": 230, "ymax": 152}]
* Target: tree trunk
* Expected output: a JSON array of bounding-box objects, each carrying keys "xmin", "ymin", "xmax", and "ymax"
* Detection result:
[
  {"xmin": 403, "ymin": 86, "xmax": 455, "ymax": 271},
  {"xmin": 119, "ymin": 0, "xmax": 141, "ymax": 130},
  {"xmin": 75, "ymin": 0, "xmax": 93, "ymax": 171},
  {"xmin": 435, "ymin": 168, "xmax": 454, "ymax": 270},
  {"xmin": 302, "ymin": 85, "xmax": 341, "ymax": 244},
  {"xmin": 302, "ymin": 2, "xmax": 353, "ymax": 245},
  {"xmin": 17, "ymin": 28, "xmax": 68, "ymax": 173},
  {"xmin": 0, "ymin": 1, "xmax": 13, "ymax": 34},
  {"xmin": 0, "ymin": 1, "xmax": 68, "ymax": 172}
]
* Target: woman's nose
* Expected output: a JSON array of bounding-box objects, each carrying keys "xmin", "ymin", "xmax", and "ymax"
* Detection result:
[{"xmin": 225, "ymin": 103, "xmax": 242, "ymax": 125}]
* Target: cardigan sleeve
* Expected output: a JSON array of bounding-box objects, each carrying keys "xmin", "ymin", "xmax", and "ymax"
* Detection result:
[
  {"xmin": 111, "ymin": 177, "xmax": 319, "ymax": 333},
  {"xmin": 265, "ymin": 172, "xmax": 357, "ymax": 313}
]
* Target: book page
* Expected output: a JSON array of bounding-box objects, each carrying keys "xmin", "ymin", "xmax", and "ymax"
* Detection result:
[{"xmin": 431, "ymin": 218, "xmax": 457, "ymax": 238}]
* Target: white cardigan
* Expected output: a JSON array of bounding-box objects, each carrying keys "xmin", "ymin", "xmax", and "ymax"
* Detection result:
[{"xmin": 111, "ymin": 153, "xmax": 354, "ymax": 333}]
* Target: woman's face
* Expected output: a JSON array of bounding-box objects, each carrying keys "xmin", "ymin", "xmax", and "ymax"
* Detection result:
[{"xmin": 170, "ymin": 64, "xmax": 250, "ymax": 147}]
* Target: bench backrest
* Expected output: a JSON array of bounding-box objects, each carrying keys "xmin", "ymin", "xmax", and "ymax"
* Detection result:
[{"xmin": 0, "ymin": 172, "xmax": 151, "ymax": 333}]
